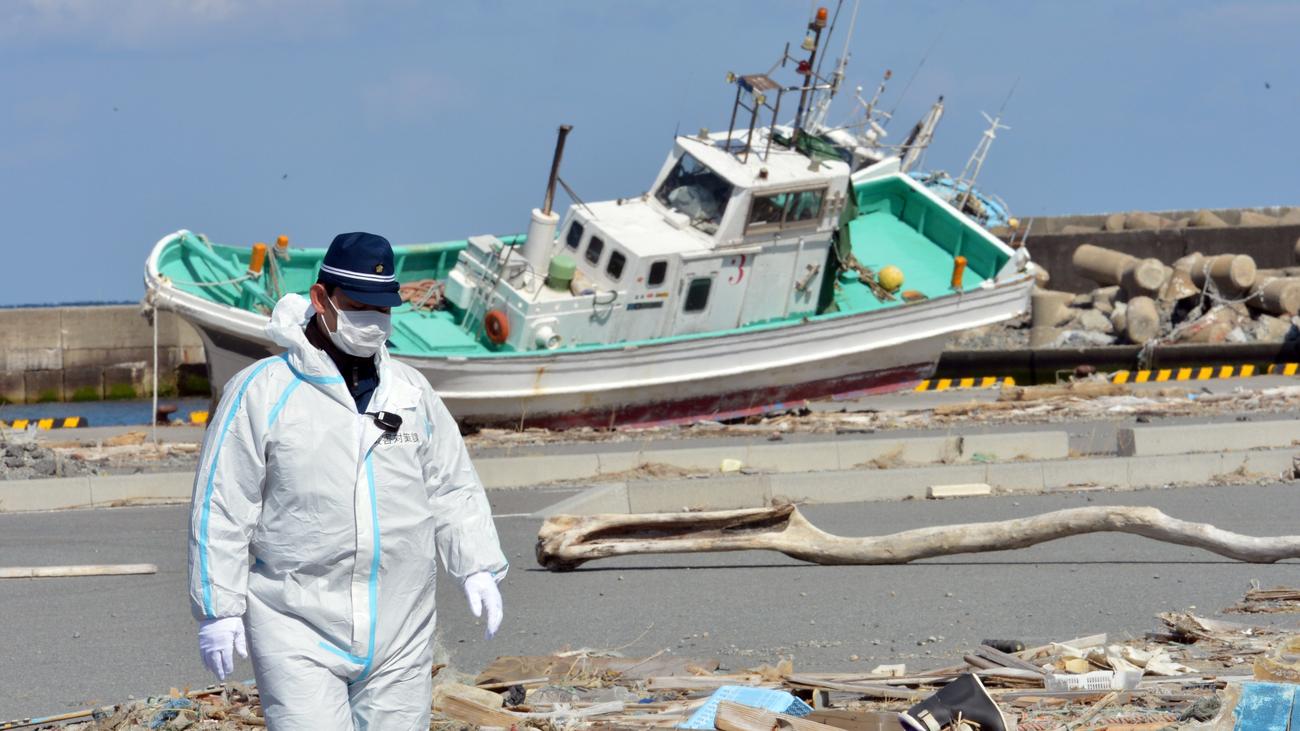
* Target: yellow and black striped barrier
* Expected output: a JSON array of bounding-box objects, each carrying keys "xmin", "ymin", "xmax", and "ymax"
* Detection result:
[
  {"xmin": 1, "ymin": 417, "xmax": 88, "ymax": 430},
  {"xmin": 1111, "ymin": 365, "xmax": 1259, "ymax": 383},
  {"xmin": 915, "ymin": 376, "xmax": 1015, "ymax": 392},
  {"xmin": 1267, "ymin": 363, "xmax": 1300, "ymax": 376}
]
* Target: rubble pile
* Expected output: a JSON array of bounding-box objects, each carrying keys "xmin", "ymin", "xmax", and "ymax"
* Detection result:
[
  {"xmin": 49, "ymin": 430, "xmax": 200, "ymax": 475},
  {"xmin": 1030, "ymin": 241, "xmax": 1300, "ymax": 348},
  {"xmin": 461, "ymin": 382, "xmax": 1300, "ymax": 451},
  {"xmin": 22, "ymin": 592, "xmax": 1300, "ymax": 729},
  {"xmin": 0, "ymin": 433, "xmax": 90, "ymax": 480}
]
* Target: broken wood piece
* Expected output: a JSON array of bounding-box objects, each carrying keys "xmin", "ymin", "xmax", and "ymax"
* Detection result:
[
  {"xmin": 715, "ymin": 701, "xmax": 844, "ymax": 731},
  {"xmin": 806, "ymin": 708, "xmax": 905, "ymax": 731},
  {"xmin": 536, "ymin": 504, "xmax": 1300, "ymax": 571},
  {"xmin": 0, "ymin": 563, "xmax": 158, "ymax": 579},
  {"xmin": 431, "ymin": 682, "xmax": 503, "ymax": 713},
  {"xmin": 975, "ymin": 645, "xmax": 1048, "ymax": 675},
  {"xmin": 434, "ymin": 693, "xmax": 520, "ymax": 727},
  {"xmin": 475, "ymin": 654, "xmax": 719, "ymax": 686},
  {"xmin": 997, "ymin": 382, "xmax": 1129, "ymax": 402},
  {"xmin": 782, "ymin": 674, "xmax": 925, "ymax": 702},
  {"xmin": 965, "ymin": 655, "xmax": 999, "ymax": 670}
]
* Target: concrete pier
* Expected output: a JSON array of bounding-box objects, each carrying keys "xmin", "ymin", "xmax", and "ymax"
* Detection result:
[
  {"xmin": 1003, "ymin": 206, "xmax": 1300, "ymax": 294},
  {"xmin": 0, "ymin": 305, "xmax": 206, "ymax": 403}
]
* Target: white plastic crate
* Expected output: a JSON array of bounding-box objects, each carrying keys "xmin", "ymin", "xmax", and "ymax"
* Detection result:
[{"xmin": 1045, "ymin": 670, "xmax": 1142, "ymax": 692}]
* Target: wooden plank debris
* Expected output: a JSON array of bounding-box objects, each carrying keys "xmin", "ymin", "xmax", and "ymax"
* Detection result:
[
  {"xmin": 0, "ymin": 563, "xmax": 157, "ymax": 579},
  {"xmin": 715, "ymin": 700, "xmax": 844, "ymax": 731}
]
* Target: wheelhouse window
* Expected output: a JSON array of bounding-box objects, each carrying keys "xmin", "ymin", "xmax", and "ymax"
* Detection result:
[
  {"xmin": 606, "ymin": 249, "xmax": 627, "ymax": 280},
  {"xmin": 647, "ymin": 260, "xmax": 668, "ymax": 287},
  {"xmin": 745, "ymin": 187, "xmax": 827, "ymax": 234},
  {"xmin": 565, "ymin": 221, "xmax": 584, "ymax": 249},
  {"xmin": 584, "ymin": 236, "xmax": 605, "ymax": 265},
  {"xmin": 654, "ymin": 153, "xmax": 734, "ymax": 234},
  {"xmin": 684, "ymin": 277, "xmax": 712, "ymax": 312}
]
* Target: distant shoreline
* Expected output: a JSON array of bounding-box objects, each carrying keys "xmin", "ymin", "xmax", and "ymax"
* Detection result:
[{"xmin": 0, "ymin": 300, "xmax": 137, "ymax": 310}]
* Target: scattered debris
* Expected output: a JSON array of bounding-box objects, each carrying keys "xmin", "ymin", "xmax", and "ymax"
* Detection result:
[
  {"xmin": 1225, "ymin": 585, "xmax": 1300, "ymax": 614},
  {"xmin": 18, "ymin": 590, "xmax": 1300, "ymax": 730}
]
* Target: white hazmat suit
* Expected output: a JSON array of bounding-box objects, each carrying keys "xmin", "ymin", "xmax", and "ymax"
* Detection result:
[{"xmin": 187, "ymin": 294, "xmax": 508, "ymax": 730}]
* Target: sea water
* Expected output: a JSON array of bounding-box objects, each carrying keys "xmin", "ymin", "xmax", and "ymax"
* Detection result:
[{"xmin": 0, "ymin": 397, "xmax": 211, "ymax": 427}]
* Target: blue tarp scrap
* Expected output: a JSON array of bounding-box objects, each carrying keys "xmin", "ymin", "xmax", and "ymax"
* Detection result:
[
  {"xmin": 678, "ymin": 685, "xmax": 814, "ymax": 729},
  {"xmin": 1233, "ymin": 682, "xmax": 1298, "ymax": 731},
  {"xmin": 148, "ymin": 697, "xmax": 194, "ymax": 729}
]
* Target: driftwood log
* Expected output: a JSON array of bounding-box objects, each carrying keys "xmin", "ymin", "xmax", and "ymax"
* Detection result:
[{"xmin": 535, "ymin": 504, "xmax": 1300, "ymax": 571}]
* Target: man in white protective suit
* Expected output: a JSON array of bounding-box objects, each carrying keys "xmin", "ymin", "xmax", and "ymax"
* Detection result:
[{"xmin": 186, "ymin": 232, "xmax": 508, "ymax": 730}]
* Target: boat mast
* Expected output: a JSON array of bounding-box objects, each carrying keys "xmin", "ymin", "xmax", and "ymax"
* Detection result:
[
  {"xmin": 804, "ymin": 0, "xmax": 859, "ymax": 134},
  {"xmin": 954, "ymin": 81, "xmax": 1015, "ymax": 214},
  {"xmin": 791, "ymin": 6, "xmax": 829, "ymax": 141},
  {"xmin": 897, "ymin": 96, "xmax": 944, "ymax": 173}
]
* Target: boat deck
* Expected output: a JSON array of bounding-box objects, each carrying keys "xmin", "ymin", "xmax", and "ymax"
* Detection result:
[
  {"xmin": 834, "ymin": 211, "xmax": 988, "ymax": 314},
  {"xmin": 390, "ymin": 310, "xmax": 482, "ymax": 353}
]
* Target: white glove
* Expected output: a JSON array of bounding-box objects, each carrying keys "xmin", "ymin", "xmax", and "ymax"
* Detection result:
[
  {"xmin": 463, "ymin": 571, "xmax": 503, "ymax": 639},
  {"xmin": 198, "ymin": 616, "xmax": 248, "ymax": 681}
]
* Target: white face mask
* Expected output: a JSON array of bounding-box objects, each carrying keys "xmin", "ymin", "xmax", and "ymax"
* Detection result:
[{"xmin": 324, "ymin": 296, "xmax": 392, "ymax": 357}]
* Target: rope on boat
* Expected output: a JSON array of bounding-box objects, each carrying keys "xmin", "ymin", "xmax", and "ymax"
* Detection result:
[{"xmin": 159, "ymin": 273, "xmax": 253, "ymax": 288}]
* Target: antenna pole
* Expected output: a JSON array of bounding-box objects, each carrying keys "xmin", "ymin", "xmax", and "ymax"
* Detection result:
[{"xmin": 541, "ymin": 124, "xmax": 573, "ymax": 216}]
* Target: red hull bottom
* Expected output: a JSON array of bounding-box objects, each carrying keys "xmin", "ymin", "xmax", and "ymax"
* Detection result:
[{"xmin": 463, "ymin": 362, "xmax": 934, "ymax": 431}]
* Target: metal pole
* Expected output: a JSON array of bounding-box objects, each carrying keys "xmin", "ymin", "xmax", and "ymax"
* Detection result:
[
  {"xmin": 151, "ymin": 305, "xmax": 158, "ymax": 445},
  {"xmin": 725, "ymin": 84, "xmax": 742, "ymax": 154},
  {"xmin": 792, "ymin": 25, "xmax": 824, "ymax": 136},
  {"xmin": 541, "ymin": 124, "xmax": 573, "ymax": 216}
]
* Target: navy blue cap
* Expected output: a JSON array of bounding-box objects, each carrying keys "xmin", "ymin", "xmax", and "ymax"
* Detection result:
[{"xmin": 317, "ymin": 232, "xmax": 403, "ymax": 308}]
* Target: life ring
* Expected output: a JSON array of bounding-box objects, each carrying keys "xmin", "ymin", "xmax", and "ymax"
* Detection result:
[{"xmin": 484, "ymin": 309, "xmax": 510, "ymax": 344}]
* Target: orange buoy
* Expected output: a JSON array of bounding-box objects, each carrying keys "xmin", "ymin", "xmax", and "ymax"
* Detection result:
[
  {"xmin": 249, "ymin": 242, "xmax": 268, "ymax": 276},
  {"xmin": 484, "ymin": 309, "xmax": 510, "ymax": 345},
  {"xmin": 950, "ymin": 255, "xmax": 967, "ymax": 289},
  {"xmin": 276, "ymin": 235, "xmax": 289, "ymax": 250}
]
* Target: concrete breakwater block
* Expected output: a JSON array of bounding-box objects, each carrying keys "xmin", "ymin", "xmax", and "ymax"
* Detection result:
[
  {"xmin": 1117, "ymin": 420, "xmax": 1300, "ymax": 457},
  {"xmin": 927, "ymin": 483, "xmax": 992, "ymax": 499}
]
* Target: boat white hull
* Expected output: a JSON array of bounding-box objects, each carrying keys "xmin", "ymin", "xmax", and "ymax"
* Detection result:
[{"xmin": 147, "ymin": 233, "xmax": 1032, "ymax": 429}]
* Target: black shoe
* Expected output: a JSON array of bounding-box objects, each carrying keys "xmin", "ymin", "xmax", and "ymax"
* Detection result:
[{"xmin": 898, "ymin": 673, "xmax": 1007, "ymax": 731}]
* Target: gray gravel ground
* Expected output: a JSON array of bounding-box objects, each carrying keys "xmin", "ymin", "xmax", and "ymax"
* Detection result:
[{"xmin": 3, "ymin": 483, "xmax": 1300, "ymax": 721}]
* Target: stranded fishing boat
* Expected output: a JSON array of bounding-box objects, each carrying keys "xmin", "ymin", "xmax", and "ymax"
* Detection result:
[{"xmin": 143, "ymin": 8, "xmax": 1036, "ymax": 429}]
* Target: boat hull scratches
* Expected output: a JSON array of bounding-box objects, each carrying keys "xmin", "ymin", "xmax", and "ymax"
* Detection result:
[
  {"xmin": 189, "ymin": 319, "xmax": 941, "ymax": 429},
  {"xmin": 459, "ymin": 360, "xmax": 934, "ymax": 430}
]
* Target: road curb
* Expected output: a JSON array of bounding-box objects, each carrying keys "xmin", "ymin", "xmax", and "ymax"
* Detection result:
[
  {"xmin": 478, "ymin": 429, "xmax": 1070, "ymax": 488},
  {"xmin": 1118, "ymin": 420, "xmax": 1300, "ymax": 457},
  {"xmin": 1, "ymin": 426, "xmax": 1295, "ymax": 514},
  {"xmin": 543, "ymin": 447, "xmax": 1299, "ymax": 516}
]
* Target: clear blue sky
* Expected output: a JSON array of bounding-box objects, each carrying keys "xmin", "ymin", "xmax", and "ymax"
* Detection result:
[{"xmin": 1, "ymin": 1, "xmax": 1295, "ymax": 306}]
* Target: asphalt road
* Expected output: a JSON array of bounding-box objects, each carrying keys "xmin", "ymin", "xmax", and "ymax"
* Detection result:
[{"xmin": 4, "ymin": 482, "xmax": 1300, "ymax": 721}]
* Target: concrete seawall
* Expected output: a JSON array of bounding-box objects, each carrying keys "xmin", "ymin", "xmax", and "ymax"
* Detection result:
[
  {"xmin": 1005, "ymin": 206, "xmax": 1300, "ymax": 294},
  {"xmin": 0, "ymin": 305, "xmax": 207, "ymax": 403}
]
